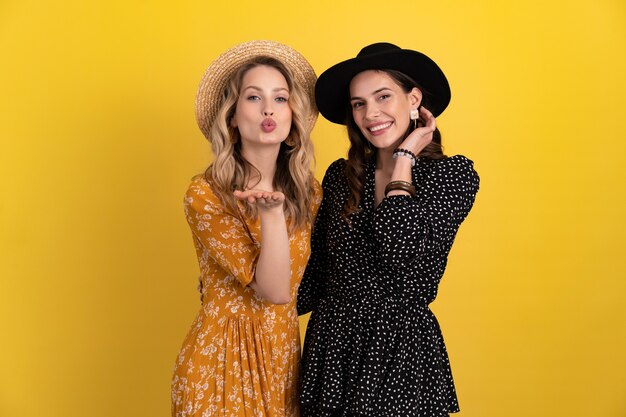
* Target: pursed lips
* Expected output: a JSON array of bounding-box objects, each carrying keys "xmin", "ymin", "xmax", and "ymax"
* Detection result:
[{"xmin": 261, "ymin": 118, "xmax": 276, "ymax": 133}]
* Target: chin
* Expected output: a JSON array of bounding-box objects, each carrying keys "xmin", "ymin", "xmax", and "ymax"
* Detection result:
[{"xmin": 370, "ymin": 137, "xmax": 402, "ymax": 151}]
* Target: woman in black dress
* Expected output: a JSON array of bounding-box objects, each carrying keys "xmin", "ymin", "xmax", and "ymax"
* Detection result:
[{"xmin": 297, "ymin": 42, "xmax": 480, "ymax": 416}]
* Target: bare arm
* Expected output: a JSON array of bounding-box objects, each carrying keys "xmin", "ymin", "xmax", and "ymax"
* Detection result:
[{"xmin": 234, "ymin": 189, "xmax": 291, "ymax": 304}]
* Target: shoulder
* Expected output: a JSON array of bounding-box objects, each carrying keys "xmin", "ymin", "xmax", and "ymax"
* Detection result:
[
  {"xmin": 422, "ymin": 155, "xmax": 478, "ymax": 178},
  {"xmin": 311, "ymin": 177, "xmax": 323, "ymax": 196},
  {"xmin": 419, "ymin": 155, "xmax": 480, "ymax": 193},
  {"xmin": 184, "ymin": 174, "xmax": 224, "ymax": 214},
  {"xmin": 321, "ymin": 158, "xmax": 347, "ymax": 188},
  {"xmin": 185, "ymin": 174, "xmax": 216, "ymax": 200},
  {"xmin": 425, "ymin": 155, "xmax": 475, "ymax": 170},
  {"xmin": 326, "ymin": 158, "xmax": 347, "ymax": 176},
  {"xmin": 310, "ymin": 178, "xmax": 323, "ymax": 211}
]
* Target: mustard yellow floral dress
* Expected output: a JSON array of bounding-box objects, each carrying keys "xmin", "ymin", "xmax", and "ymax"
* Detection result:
[{"xmin": 171, "ymin": 175, "xmax": 322, "ymax": 417}]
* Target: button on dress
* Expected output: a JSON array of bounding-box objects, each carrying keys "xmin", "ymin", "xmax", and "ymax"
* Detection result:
[
  {"xmin": 297, "ymin": 156, "xmax": 479, "ymax": 417},
  {"xmin": 172, "ymin": 175, "xmax": 322, "ymax": 417}
]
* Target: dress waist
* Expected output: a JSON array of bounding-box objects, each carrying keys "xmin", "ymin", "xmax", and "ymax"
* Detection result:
[{"xmin": 323, "ymin": 288, "xmax": 434, "ymax": 307}]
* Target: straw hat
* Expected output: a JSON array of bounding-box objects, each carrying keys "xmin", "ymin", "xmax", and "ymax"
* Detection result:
[
  {"xmin": 195, "ymin": 40, "xmax": 318, "ymax": 139},
  {"xmin": 315, "ymin": 42, "xmax": 451, "ymax": 125}
]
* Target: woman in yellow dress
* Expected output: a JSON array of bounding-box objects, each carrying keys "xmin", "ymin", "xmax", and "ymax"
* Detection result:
[{"xmin": 171, "ymin": 40, "xmax": 321, "ymax": 417}]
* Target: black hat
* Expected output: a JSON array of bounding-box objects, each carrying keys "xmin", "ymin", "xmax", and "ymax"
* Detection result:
[{"xmin": 315, "ymin": 42, "xmax": 451, "ymax": 125}]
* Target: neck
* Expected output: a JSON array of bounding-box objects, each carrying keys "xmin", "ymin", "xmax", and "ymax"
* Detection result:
[
  {"xmin": 240, "ymin": 143, "xmax": 280, "ymax": 191},
  {"xmin": 375, "ymin": 146, "xmax": 398, "ymax": 176}
]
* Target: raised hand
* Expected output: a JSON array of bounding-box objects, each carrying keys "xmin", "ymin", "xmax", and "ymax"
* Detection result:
[
  {"xmin": 398, "ymin": 106, "xmax": 436, "ymax": 156},
  {"xmin": 233, "ymin": 189, "xmax": 285, "ymax": 212}
]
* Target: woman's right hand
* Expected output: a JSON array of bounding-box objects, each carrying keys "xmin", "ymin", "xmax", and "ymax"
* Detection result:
[
  {"xmin": 233, "ymin": 189, "xmax": 285, "ymax": 213},
  {"xmin": 398, "ymin": 106, "xmax": 436, "ymax": 155}
]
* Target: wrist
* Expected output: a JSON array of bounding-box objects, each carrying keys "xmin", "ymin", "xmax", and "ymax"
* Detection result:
[
  {"xmin": 258, "ymin": 206, "xmax": 285, "ymax": 218},
  {"xmin": 384, "ymin": 180, "xmax": 416, "ymax": 197},
  {"xmin": 392, "ymin": 148, "xmax": 418, "ymax": 166},
  {"xmin": 392, "ymin": 154, "xmax": 413, "ymax": 170}
]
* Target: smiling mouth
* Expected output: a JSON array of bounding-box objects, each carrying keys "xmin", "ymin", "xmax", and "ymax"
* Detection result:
[{"xmin": 369, "ymin": 122, "xmax": 393, "ymax": 133}]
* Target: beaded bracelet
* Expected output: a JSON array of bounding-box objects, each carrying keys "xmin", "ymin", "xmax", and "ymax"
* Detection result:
[
  {"xmin": 392, "ymin": 148, "xmax": 418, "ymax": 166},
  {"xmin": 384, "ymin": 180, "xmax": 416, "ymax": 197},
  {"xmin": 395, "ymin": 148, "xmax": 418, "ymax": 161}
]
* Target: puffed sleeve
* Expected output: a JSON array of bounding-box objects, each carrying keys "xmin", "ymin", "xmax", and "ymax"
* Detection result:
[
  {"xmin": 297, "ymin": 169, "xmax": 335, "ymax": 315},
  {"xmin": 373, "ymin": 155, "xmax": 479, "ymax": 267},
  {"xmin": 184, "ymin": 177, "xmax": 259, "ymax": 287}
]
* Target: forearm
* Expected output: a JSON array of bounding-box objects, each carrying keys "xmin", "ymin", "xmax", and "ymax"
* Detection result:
[
  {"xmin": 251, "ymin": 210, "xmax": 292, "ymax": 304},
  {"xmin": 387, "ymin": 106, "xmax": 434, "ymax": 197}
]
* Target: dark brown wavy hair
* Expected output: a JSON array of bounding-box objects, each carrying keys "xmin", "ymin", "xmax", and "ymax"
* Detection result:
[{"xmin": 343, "ymin": 69, "xmax": 447, "ymax": 220}]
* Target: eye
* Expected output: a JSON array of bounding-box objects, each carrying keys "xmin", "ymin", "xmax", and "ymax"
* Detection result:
[
  {"xmin": 351, "ymin": 101, "xmax": 364, "ymax": 109},
  {"xmin": 378, "ymin": 94, "xmax": 390, "ymax": 101},
  {"xmin": 246, "ymin": 95, "xmax": 261, "ymax": 101},
  {"xmin": 275, "ymin": 96, "xmax": 288, "ymax": 103}
]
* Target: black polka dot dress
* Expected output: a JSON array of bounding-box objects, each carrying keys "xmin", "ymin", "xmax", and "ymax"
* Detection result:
[{"xmin": 297, "ymin": 155, "xmax": 480, "ymax": 417}]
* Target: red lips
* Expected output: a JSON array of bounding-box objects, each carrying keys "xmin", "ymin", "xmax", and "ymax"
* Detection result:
[{"xmin": 261, "ymin": 118, "xmax": 276, "ymax": 133}]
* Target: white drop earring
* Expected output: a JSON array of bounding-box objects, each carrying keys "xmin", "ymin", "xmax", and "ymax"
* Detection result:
[{"xmin": 410, "ymin": 108, "xmax": 419, "ymax": 129}]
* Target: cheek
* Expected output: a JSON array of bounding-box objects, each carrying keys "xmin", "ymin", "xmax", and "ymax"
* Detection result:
[
  {"xmin": 280, "ymin": 107, "xmax": 293, "ymax": 127},
  {"xmin": 393, "ymin": 102, "xmax": 409, "ymax": 121},
  {"xmin": 351, "ymin": 116, "xmax": 369, "ymax": 136},
  {"xmin": 232, "ymin": 102, "xmax": 247, "ymax": 126}
]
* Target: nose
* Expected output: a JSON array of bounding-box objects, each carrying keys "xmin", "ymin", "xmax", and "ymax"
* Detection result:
[
  {"xmin": 365, "ymin": 102, "xmax": 380, "ymax": 120},
  {"xmin": 262, "ymin": 102, "xmax": 274, "ymax": 116}
]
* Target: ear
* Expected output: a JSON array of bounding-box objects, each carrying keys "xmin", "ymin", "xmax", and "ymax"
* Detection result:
[
  {"xmin": 230, "ymin": 113, "xmax": 238, "ymax": 128},
  {"xmin": 409, "ymin": 87, "xmax": 422, "ymax": 108}
]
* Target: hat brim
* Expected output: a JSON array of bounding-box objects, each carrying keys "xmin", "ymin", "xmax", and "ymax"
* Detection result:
[
  {"xmin": 315, "ymin": 48, "xmax": 450, "ymax": 125},
  {"xmin": 196, "ymin": 40, "xmax": 318, "ymax": 139}
]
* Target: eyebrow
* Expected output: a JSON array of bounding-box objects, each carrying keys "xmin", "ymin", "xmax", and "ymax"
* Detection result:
[
  {"xmin": 350, "ymin": 87, "xmax": 392, "ymax": 101},
  {"xmin": 242, "ymin": 86, "xmax": 289, "ymax": 93}
]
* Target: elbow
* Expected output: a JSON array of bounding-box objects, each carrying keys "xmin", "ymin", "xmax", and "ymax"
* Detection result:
[
  {"xmin": 252, "ymin": 281, "xmax": 292, "ymax": 305},
  {"xmin": 264, "ymin": 291, "xmax": 292, "ymax": 305},
  {"xmin": 252, "ymin": 270, "xmax": 293, "ymax": 304}
]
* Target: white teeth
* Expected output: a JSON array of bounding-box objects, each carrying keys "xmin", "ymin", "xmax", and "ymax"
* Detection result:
[{"xmin": 370, "ymin": 122, "xmax": 392, "ymax": 132}]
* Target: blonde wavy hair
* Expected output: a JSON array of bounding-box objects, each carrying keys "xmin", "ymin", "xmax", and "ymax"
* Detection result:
[{"xmin": 204, "ymin": 56, "xmax": 316, "ymax": 231}]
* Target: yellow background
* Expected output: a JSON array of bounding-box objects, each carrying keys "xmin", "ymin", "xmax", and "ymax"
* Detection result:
[{"xmin": 1, "ymin": 1, "xmax": 625, "ymax": 416}]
